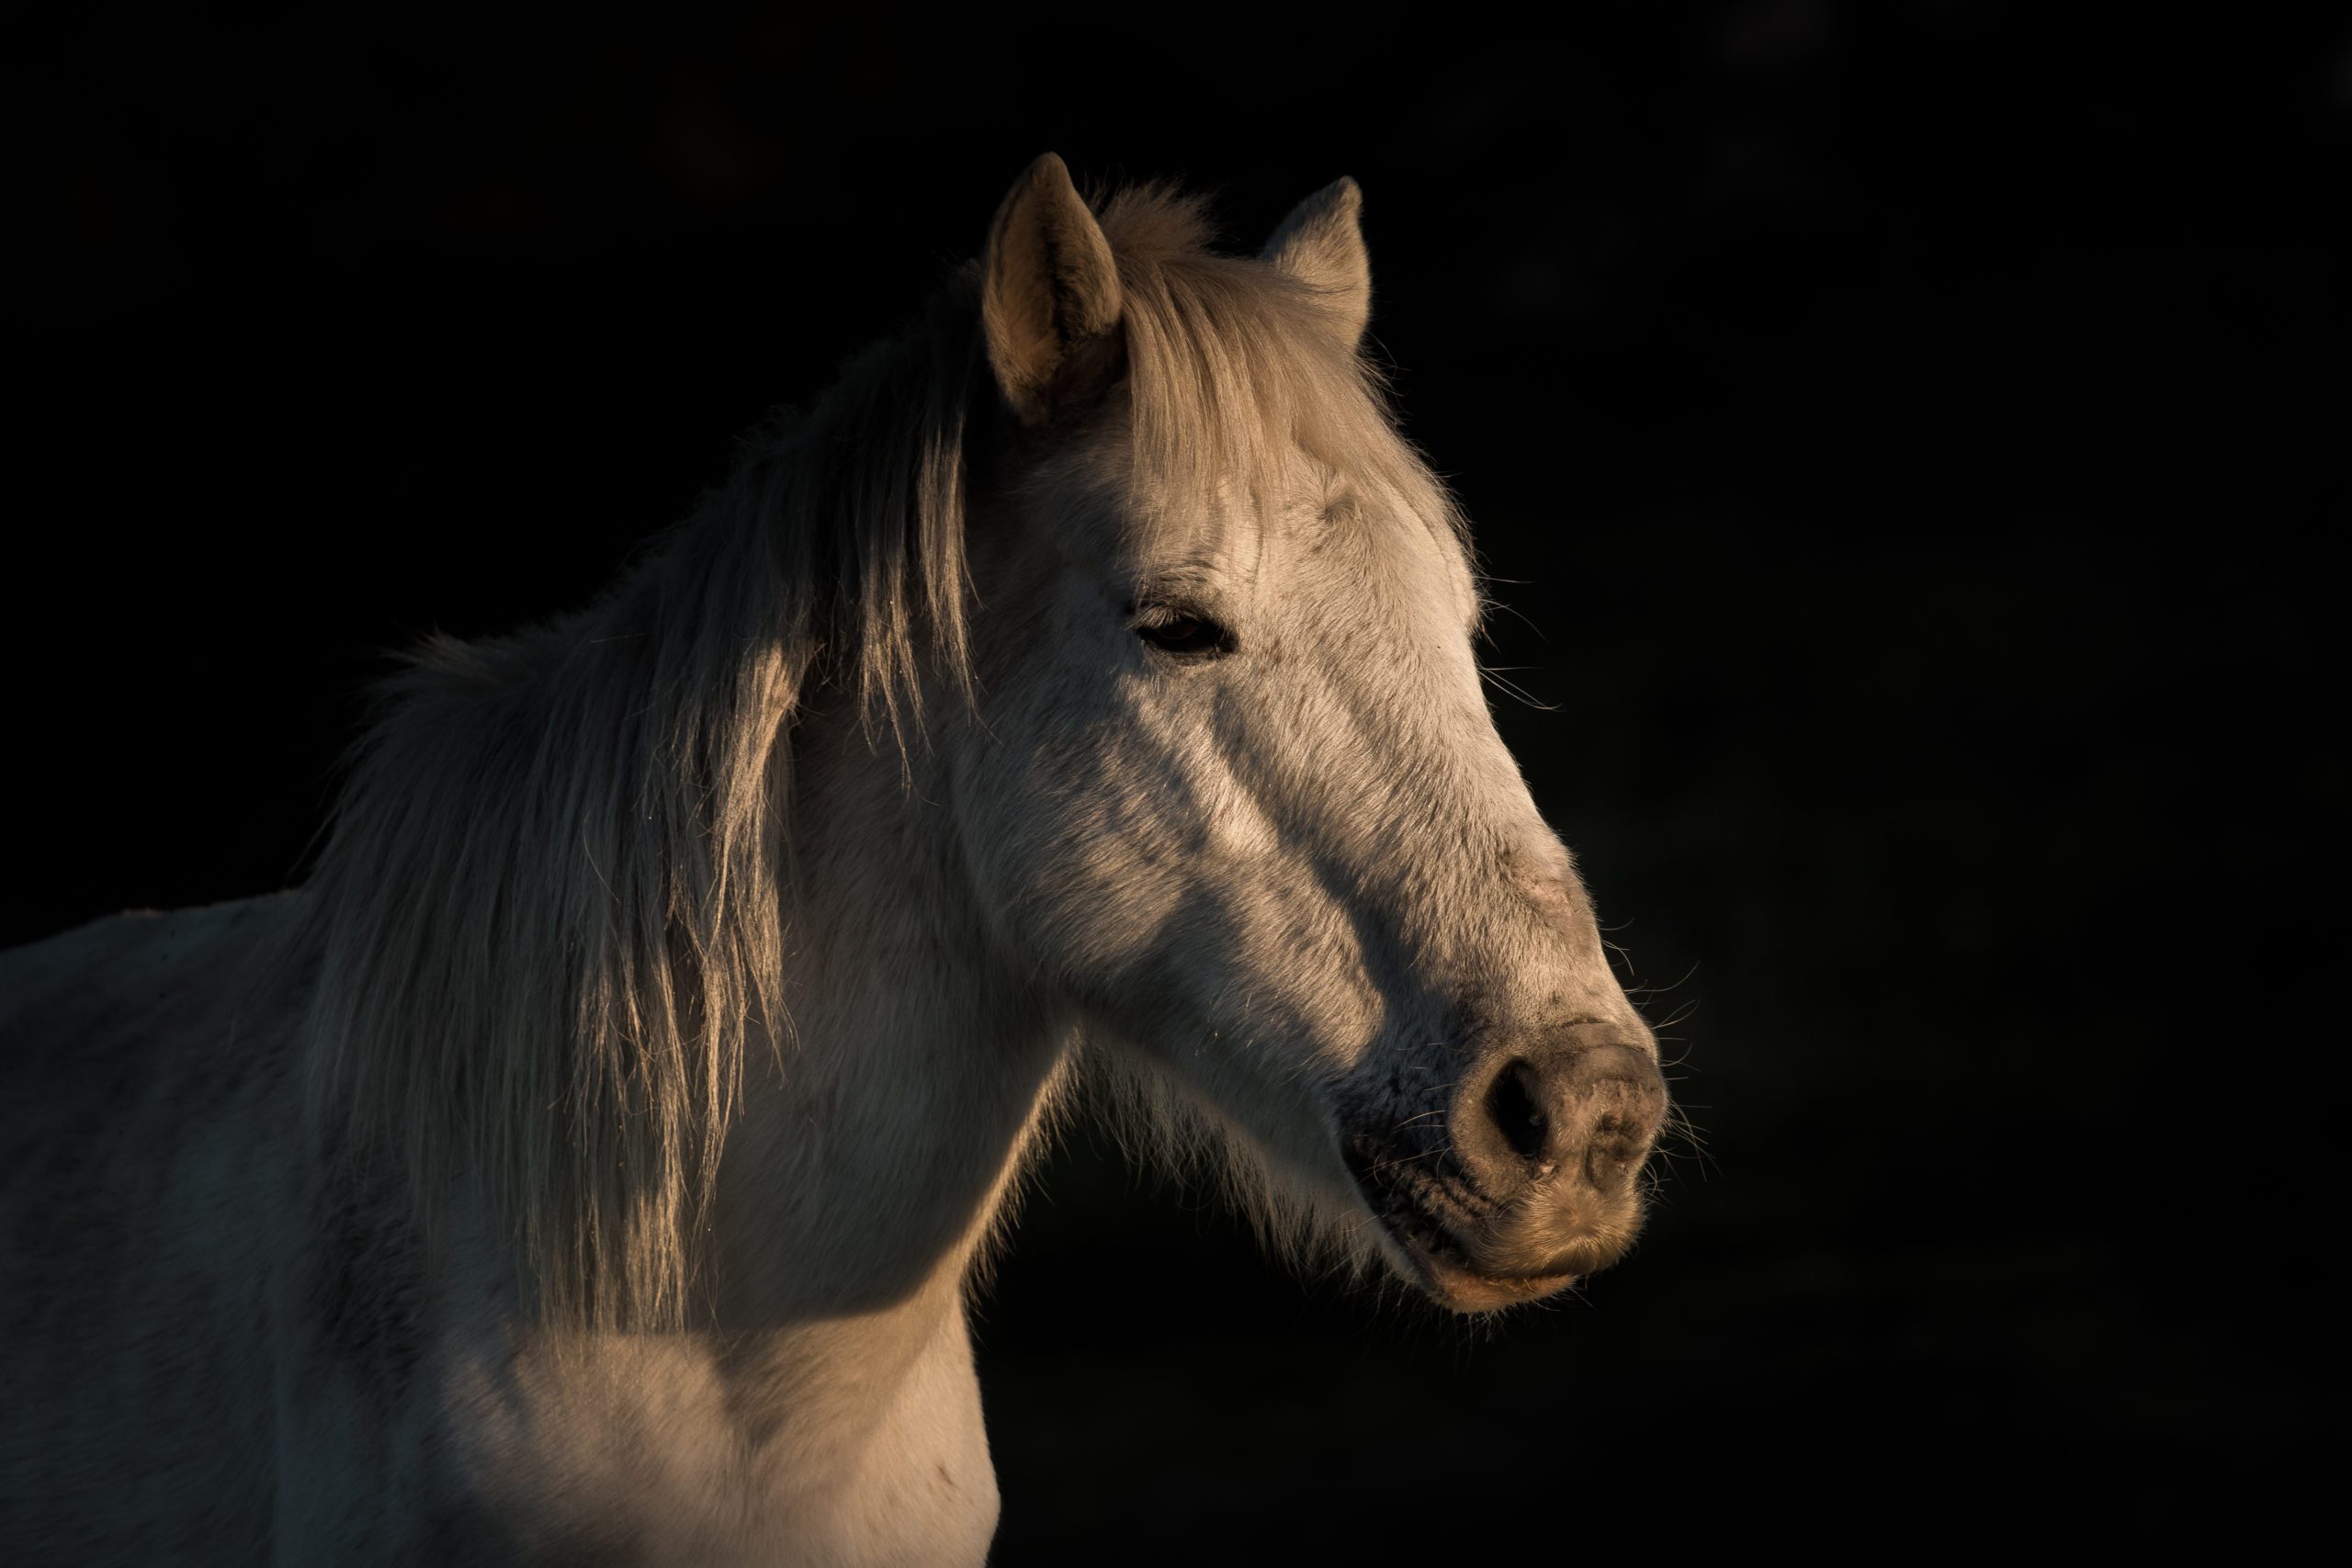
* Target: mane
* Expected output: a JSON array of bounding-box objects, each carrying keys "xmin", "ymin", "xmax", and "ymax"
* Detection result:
[{"xmin": 304, "ymin": 183, "xmax": 1455, "ymax": 1329}]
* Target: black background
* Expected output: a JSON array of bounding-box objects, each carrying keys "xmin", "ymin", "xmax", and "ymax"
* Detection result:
[{"xmin": 11, "ymin": 4, "xmax": 2344, "ymax": 1559}]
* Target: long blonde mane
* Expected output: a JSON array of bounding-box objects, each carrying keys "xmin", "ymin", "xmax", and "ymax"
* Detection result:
[{"xmin": 304, "ymin": 186, "xmax": 1456, "ymax": 1328}]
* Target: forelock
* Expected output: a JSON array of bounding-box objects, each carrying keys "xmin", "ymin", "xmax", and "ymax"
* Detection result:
[{"xmin": 1091, "ymin": 186, "xmax": 1463, "ymax": 546}]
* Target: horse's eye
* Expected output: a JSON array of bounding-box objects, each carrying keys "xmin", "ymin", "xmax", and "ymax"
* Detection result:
[{"xmin": 1130, "ymin": 604, "xmax": 1233, "ymax": 660}]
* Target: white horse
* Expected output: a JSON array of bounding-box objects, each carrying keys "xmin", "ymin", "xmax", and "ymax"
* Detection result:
[{"xmin": 0, "ymin": 156, "xmax": 1666, "ymax": 1564}]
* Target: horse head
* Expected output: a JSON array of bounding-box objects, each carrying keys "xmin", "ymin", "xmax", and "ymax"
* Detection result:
[{"xmin": 952, "ymin": 156, "xmax": 1668, "ymax": 1312}]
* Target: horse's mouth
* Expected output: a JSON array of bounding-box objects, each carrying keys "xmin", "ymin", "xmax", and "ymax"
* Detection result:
[{"xmin": 1340, "ymin": 1134, "xmax": 1587, "ymax": 1314}]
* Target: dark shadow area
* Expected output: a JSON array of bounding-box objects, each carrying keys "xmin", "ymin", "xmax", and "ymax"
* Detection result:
[{"xmin": 9, "ymin": 3, "xmax": 2340, "ymax": 1556}]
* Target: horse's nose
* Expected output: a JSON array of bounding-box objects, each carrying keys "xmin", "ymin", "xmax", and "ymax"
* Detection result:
[{"xmin": 1457, "ymin": 1040, "xmax": 1667, "ymax": 1195}]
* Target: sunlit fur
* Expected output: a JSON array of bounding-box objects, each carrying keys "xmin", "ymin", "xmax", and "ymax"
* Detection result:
[{"xmin": 0, "ymin": 169, "xmax": 1656, "ymax": 1564}]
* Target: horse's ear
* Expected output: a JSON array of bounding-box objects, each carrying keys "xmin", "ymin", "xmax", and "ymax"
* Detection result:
[
  {"xmin": 981, "ymin": 153, "xmax": 1125, "ymax": 426},
  {"xmin": 1263, "ymin": 177, "xmax": 1371, "ymax": 347}
]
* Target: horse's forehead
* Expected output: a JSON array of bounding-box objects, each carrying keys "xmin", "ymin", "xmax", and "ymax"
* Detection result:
[{"xmin": 1123, "ymin": 453, "xmax": 1463, "ymax": 592}]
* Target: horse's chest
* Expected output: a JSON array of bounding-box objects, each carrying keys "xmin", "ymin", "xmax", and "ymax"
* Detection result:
[{"xmin": 428, "ymin": 1314, "xmax": 999, "ymax": 1566}]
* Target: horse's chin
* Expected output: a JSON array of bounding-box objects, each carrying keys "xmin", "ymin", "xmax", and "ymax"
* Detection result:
[{"xmin": 1372, "ymin": 1217, "xmax": 1587, "ymax": 1314}]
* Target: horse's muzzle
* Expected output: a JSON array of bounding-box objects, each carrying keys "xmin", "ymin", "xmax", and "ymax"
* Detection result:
[{"xmin": 1344, "ymin": 1037, "xmax": 1668, "ymax": 1313}]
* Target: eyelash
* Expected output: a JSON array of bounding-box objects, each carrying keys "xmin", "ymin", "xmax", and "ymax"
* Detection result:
[{"xmin": 1127, "ymin": 602, "xmax": 1235, "ymax": 660}]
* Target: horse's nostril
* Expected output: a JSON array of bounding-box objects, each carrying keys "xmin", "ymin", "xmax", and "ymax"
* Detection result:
[
  {"xmin": 1485, "ymin": 1058, "xmax": 1552, "ymax": 1168},
  {"xmin": 1456, "ymin": 1039, "xmax": 1667, "ymax": 1197}
]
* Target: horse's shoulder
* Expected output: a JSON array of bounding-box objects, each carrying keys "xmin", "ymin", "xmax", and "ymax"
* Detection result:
[
  {"xmin": 0, "ymin": 895, "xmax": 313, "ymax": 1557},
  {"xmin": 1, "ymin": 892, "xmax": 309, "ymax": 1056},
  {"xmin": 0, "ymin": 891, "xmax": 313, "ymax": 1285}
]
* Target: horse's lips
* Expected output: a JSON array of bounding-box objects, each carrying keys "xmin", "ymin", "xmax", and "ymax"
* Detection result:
[{"xmin": 1340, "ymin": 1139, "xmax": 1581, "ymax": 1313}]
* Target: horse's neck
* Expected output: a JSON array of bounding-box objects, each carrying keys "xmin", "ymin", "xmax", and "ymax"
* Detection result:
[
  {"xmin": 707, "ymin": 695, "xmax": 1067, "ymax": 1371},
  {"xmin": 420, "ymin": 696, "xmax": 1046, "ymax": 1553}
]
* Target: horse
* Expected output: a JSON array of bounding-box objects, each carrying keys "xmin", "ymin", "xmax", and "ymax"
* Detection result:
[{"xmin": 0, "ymin": 154, "xmax": 1668, "ymax": 1565}]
